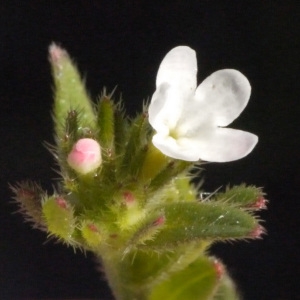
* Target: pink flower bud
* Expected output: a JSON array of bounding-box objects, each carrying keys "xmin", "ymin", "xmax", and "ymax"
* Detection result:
[{"xmin": 67, "ymin": 138, "xmax": 102, "ymax": 174}]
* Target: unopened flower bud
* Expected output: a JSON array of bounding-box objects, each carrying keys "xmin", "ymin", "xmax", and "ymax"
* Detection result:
[{"xmin": 67, "ymin": 138, "xmax": 102, "ymax": 174}]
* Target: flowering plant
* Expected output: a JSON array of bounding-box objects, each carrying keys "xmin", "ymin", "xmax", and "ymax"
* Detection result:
[{"xmin": 11, "ymin": 44, "xmax": 266, "ymax": 300}]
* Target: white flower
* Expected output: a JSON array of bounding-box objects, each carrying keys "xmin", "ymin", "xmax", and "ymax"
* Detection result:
[{"xmin": 148, "ymin": 46, "xmax": 258, "ymax": 162}]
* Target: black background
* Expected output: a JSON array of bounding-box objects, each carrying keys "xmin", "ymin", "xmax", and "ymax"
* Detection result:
[{"xmin": 1, "ymin": 1, "xmax": 299, "ymax": 299}]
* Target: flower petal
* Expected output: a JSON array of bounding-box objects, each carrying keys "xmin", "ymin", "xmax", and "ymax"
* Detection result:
[
  {"xmin": 153, "ymin": 128, "xmax": 257, "ymax": 162},
  {"xmin": 149, "ymin": 46, "xmax": 197, "ymax": 135},
  {"xmin": 156, "ymin": 46, "xmax": 197, "ymax": 97},
  {"xmin": 149, "ymin": 84, "xmax": 185, "ymax": 133},
  {"xmin": 182, "ymin": 127, "xmax": 258, "ymax": 162},
  {"xmin": 152, "ymin": 133, "xmax": 200, "ymax": 161},
  {"xmin": 194, "ymin": 69, "xmax": 251, "ymax": 127}
]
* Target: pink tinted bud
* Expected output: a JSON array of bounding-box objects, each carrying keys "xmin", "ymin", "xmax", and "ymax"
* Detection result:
[{"xmin": 67, "ymin": 138, "xmax": 102, "ymax": 174}]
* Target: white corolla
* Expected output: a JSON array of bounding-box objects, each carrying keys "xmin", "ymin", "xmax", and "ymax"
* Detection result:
[{"xmin": 148, "ymin": 46, "xmax": 258, "ymax": 162}]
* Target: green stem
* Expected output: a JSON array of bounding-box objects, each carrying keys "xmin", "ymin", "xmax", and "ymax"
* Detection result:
[{"xmin": 100, "ymin": 241, "xmax": 210, "ymax": 300}]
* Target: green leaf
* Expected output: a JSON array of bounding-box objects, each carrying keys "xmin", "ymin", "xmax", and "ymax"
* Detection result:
[
  {"xmin": 212, "ymin": 275, "xmax": 240, "ymax": 300},
  {"xmin": 49, "ymin": 43, "xmax": 96, "ymax": 138},
  {"xmin": 149, "ymin": 256, "xmax": 218, "ymax": 300},
  {"xmin": 129, "ymin": 202, "xmax": 258, "ymax": 250},
  {"xmin": 214, "ymin": 184, "xmax": 264, "ymax": 209}
]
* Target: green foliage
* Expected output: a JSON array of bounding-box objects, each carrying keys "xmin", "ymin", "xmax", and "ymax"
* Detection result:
[
  {"xmin": 50, "ymin": 43, "xmax": 96, "ymax": 139},
  {"xmin": 118, "ymin": 112, "xmax": 151, "ymax": 179},
  {"xmin": 10, "ymin": 181, "xmax": 46, "ymax": 230},
  {"xmin": 42, "ymin": 196, "xmax": 76, "ymax": 244},
  {"xmin": 11, "ymin": 45, "xmax": 266, "ymax": 300},
  {"xmin": 149, "ymin": 256, "xmax": 218, "ymax": 300},
  {"xmin": 97, "ymin": 92, "xmax": 115, "ymax": 151},
  {"xmin": 113, "ymin": 101, "xmax": 129, "ymax": 157},
  {"xmin": 80, "ymin": 220, "xmax": 105, "ymax": 249},
  {"xmin": 214, "ymin": 184, "xmax": 265, "ymax": 209},
  {"xmin": 213, "ymin": 275, "xmax": 240, "ymax": 300},
  {"xmin": 127, "ymin": 202, "xmax": 259, "ymax": 251}
]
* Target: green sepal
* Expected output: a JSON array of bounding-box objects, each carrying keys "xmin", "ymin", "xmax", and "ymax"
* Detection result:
[
  {"xmin": 113, "ymin": 101, "xmax": 129, "ymax": 157},
  {"xmin": 118, "ymin": 112, "xmax": 151, "ymax": 179},
  {"xmin": 49, "ymin": 44, "xmax": 96, "ymax": 138},
  {"xmin": 147, "ymin": 158, "xmax": 190, "ymax": 191},
  {"xmin": 148, "ymin": 175, "xmax": 197, "ymax": 207},
  {"xmin": 80, "ymin": 220, "xmax": 105, "ymax": 249},
  {"xmin": 139, "ymin": 142, "xmax": 170, "ymax": 182},
  {"xmin": 149, "ymin": 256, "xmax": 218, "ymax": 300},
  {"xmin": 55, "ymin": 109, "xmax": 81, "ymax": 170},
  {"xmin": 129, "ymin": 202, "xmax": 259, "ymax": 251},
  {"xmin": 97, "ymin": 93, "xmax": 115, "ymax": 152},
  {"xmin": 42, "ymin": 195, "xmax": 76, "ymax": 243}
]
